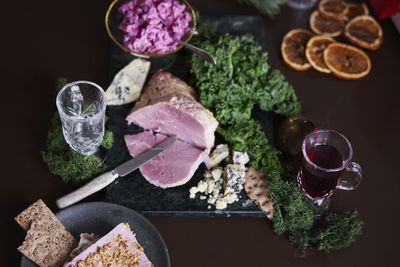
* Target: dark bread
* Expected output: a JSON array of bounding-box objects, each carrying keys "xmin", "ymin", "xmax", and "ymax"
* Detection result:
[{"xmin": 15, "ymin": 199, "xmax": 77, "ymax": 267}]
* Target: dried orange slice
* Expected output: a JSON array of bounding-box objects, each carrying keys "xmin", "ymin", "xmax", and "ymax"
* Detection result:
[
  {"xmin": 305, "ymin": 36, "xmax": 335, "ymax": 73},
  {"xmin": 310, "ymin": 11, "xmax": 344, "ymax": 37},
  {"xmin": 344, "ymin": 15, "xmax": 383, "ymax": 50},
  {"xmin": 318, "ymin": 0, "xmax": 348, "ymax": 19},
  {"xmin": 281, "ymin": 29, "xmax": 314, "ymax": 71},
  {"xmin": 345, "ymin": 2, "xmax": 369, "ymax": 21},
  {"xmin": 323, "ymin": 43, "xmax": 371, "ymax": 79}
]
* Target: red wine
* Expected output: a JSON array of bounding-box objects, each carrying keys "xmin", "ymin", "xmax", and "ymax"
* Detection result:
[{"xmin": 300, "ymin": 144, "xmax": 344, "ymax": 198}]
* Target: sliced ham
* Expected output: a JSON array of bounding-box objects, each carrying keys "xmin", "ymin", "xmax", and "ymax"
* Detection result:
[
  {"xmin": 64, "ymin": 223, "xmax": 152, "ymax": 267},
  {"xmin": 125, "ymin": 131, "xmax": 209, "ymax": 188},
  {"xmin": 126, "ymin": 72, "xmax": 218, "ymax": 150}
]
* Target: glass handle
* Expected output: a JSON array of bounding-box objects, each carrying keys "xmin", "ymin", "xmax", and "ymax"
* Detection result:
[{"xmin": 337, "ymin": 162, "xmax": 362, "ymax": 191}]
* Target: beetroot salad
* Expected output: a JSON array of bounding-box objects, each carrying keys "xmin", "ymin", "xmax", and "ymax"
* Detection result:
[{"xmin": 118, "ymin": 0, "xmax": 192, "ymax": 54}]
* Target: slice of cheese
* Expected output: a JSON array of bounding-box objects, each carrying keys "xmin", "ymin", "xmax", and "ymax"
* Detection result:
[{"xmin": 106, "ymin": 58, "xmax": 150, "ymax": 105}]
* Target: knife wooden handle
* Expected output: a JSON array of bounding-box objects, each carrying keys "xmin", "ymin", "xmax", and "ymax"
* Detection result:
[{"xmin": 56, "ymin": 171, "xmax": 118, "ymax": 209}]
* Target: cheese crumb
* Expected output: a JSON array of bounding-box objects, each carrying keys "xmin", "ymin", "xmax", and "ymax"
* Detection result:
[
  {"xmin": 196, "ymin": 180, "xmax": 208, "ymax": 193},
  {"xmin": 211, "ymin": 167, "xmax": 223, "ymax": 180},
  {"xmin": 215, "ymin": 199, "xmax": 227, "ymax": 210},
  {"xmin": 232, "ymin": 151, "xmax": 250, "ymax": 165}
]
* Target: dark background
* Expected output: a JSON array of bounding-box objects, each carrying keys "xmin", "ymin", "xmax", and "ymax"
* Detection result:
[{"xmin": 1, "ymin": 0, "xmax": 399, "ymax": 266}]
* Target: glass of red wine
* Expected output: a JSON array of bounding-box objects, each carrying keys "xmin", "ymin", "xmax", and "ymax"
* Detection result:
[{"xmin": 297, "ymin": 129, "xmax": 362, "ymax": 215}]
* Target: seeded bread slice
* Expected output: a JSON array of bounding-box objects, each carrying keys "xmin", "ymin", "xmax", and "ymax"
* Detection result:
[
  {"xmin": 244, "ymin": 167, "xmax": 274, "ymax": 220},
  {"xmin": 15, "ymin": 199, "xmax": 77, "ymax": 267}
]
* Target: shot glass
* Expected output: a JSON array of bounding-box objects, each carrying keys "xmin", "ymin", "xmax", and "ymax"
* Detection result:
[{"xmin": 56, "ymin": 81, "xmax": 106, "ymax": 156}]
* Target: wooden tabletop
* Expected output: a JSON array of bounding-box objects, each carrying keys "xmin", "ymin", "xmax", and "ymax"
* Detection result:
[{"xmin": 2, "ymin": 0, "xmax": 399, "ymax": 266}]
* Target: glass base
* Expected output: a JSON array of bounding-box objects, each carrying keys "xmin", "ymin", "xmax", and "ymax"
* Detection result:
[
  {"xmin": 93, "ymin": 146, "xmax": 107, "ymax": 163},
  {"xmin": 312, "ymin": 197, "xmax": 331, "ymax": 218},
  {"xmin": 286, "ymin": 0, "xmax": 318, "ymax": 10},
  {"xmin": 297, "ymin": 171, "xmax": 331, "ymax": 218}
]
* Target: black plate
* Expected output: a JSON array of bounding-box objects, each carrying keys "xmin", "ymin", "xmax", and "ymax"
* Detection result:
[{"xmin": 20, "ymin": 202, "xmax": 170, "ymax": 267}]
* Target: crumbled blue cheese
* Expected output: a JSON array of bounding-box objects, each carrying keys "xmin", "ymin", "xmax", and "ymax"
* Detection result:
[
  {"xmin": 189, "ymin": 149, "xmax": 249, "ymax": 210},
  {"xmin": 224, "ymin": 192, "xmax": 238, "ymax": 204},
  {"xmin": 215, "ymin": 199, "xmax": 227, "ymax": 210},
  {"xmin": 106, "ymin": 58, "xmax": 150, "ymax": 105},
  {"xmin": 224, "ymin": 164, "xmax": 246, "ymax": 195},
  {"xmin": 211, "ymin": 167, "xmax": 223, "ymax": 180},
  {"xmin": 196, "ymin": 180, "xmax": 208, "ymax": 193},
  {"xmin": 232, "ymin": 151, "xmax": 250, "ymax": 165},
  {"xmin": 209, "ymin": 144, "xmax": 229, "ymax": 167}
]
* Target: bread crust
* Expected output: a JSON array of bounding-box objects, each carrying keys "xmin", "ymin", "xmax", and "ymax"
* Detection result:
[{"xmin": 15, "ymin": 199, "xmax": 77, "ymax": 267}]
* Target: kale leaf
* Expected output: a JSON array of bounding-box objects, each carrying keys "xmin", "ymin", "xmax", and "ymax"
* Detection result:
[
  {"xmin": 189, "ymin": 29, "xmax": 300, "ymax": 126},
  {"xmin": 217, "ymin": 119, "xmax": 282, "ymax": 174}
]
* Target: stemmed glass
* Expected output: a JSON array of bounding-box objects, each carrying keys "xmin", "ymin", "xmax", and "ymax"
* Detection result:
[{"xmin": 297, "ymin": 129, "xmax": 362, "ymax": 216}]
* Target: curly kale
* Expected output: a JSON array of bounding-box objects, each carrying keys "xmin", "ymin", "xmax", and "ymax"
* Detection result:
[
  {"xmin": 41, "ymin": 78, "xmax": 114, "ymax": 184},
  {"xmin": 217, "ymin": 119, "xmax": 282, "ymax": 175},
  {"xmin": 189, "ymin": 26, "xmax": 300, "ymax": 126}
]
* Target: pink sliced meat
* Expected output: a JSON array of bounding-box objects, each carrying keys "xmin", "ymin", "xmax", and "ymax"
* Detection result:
[
  {"xmin": 125, "ymin": 131, "xmax": 209, "ymax": 188},
  {"xmin": 126, "ymin": 72, "xmax": 218, "ymax": 150},
  {"xmin": 64, "ymin": 223, "xmax": 152, "ymax": 267}
]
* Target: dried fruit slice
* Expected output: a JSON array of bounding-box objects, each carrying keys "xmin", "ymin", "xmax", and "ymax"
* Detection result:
[
  {"xmin": 323, "ymin": 43, "xmax": 371, "ymax": 79},
  {"xmin": 305, "ymin": 36, "xmax": 335, "ymax": 73},
  {"xmin": 310, "ymin": 11, "xmax": 344, "ymax": 37},
  {"xmin": 281, "ymin": 29, "xmax": 314, "ymax": 71},
  {"xmin": 318, "ymin": 0, "xmax": 348, "ymax": 19},
  {"xmin": 345, "ymin": 2, "xmax": 369, "ymax": 21},
  {"xmin": 344, "ymin": 15, "xmax": 383, "ymax": 50}
]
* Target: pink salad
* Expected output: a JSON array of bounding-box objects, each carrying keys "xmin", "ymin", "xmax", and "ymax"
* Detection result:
[{"xmin": 119, "ymin": 0, "xmax": 192, "ymax": 54}]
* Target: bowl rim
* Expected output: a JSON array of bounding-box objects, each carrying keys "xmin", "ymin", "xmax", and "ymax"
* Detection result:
[{"xmin": 105, "ymin": 0, "xmax": 197, "ymax": 58}]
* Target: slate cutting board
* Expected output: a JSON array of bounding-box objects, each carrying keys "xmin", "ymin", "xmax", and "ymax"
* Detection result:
[{"xmin": 104, "ymin": 16, "xmax": 274, "ymax": 217}]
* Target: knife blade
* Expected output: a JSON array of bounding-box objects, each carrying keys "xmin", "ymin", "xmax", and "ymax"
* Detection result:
[{"xmin": 56, "ymin": 135, "xmax": 177, "ymax": 209}]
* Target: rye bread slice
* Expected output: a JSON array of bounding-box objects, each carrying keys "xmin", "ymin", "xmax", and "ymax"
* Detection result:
[
  {"xmin": 15, "ymin": 199, "xmax": 77, "ymax": 267},
  {"xmin": 244, "ymin": 167, "xmax": 274, "ymax": 219}
]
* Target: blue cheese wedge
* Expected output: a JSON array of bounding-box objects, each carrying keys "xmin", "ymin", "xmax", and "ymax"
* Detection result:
[{"xmin": 106, "ymin": 58, "xmax": 150, "ymax": 105}]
